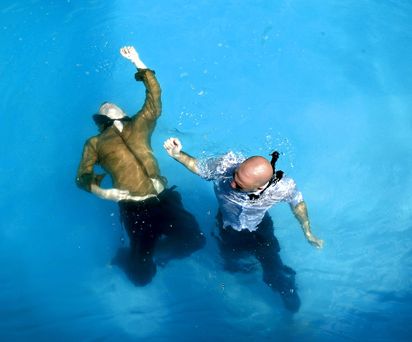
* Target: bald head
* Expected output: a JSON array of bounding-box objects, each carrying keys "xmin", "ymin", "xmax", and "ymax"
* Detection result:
[{"xmin": 231, "ymin": 156, "xmax": 273, "ymax": 192}]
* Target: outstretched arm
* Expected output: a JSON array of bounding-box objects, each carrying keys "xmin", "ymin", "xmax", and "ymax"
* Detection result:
[
  {"xmin": 291, "ymin": 201, "xmax": 324, "ymax": 248},
  {"xmin": 120, "ymin": 46, "xmax": 162, "ymax": 121},
  {"xmin": 163, "ymin": 138, "xmax": 199, "ymax": 174}
]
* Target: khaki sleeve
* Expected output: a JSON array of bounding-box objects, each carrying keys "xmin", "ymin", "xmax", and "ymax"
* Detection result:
[
  {"xmin": 133, "ymin": 69, "xmax": 162, "ymax": 122},
  {"xmin": 75, "ymin": 137, "xmax": 106, "ymax": 193}
]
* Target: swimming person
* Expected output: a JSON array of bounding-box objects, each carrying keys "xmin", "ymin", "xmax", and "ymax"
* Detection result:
[
  {"xmin": 75, "ymin": 47, "xmax": 205, "ymax": 286},
  {"xmin": 163, "ymin": 137, "xmax": 324, "ymax": 312}
]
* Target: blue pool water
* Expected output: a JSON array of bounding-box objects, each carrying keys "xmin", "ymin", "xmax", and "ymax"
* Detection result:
[{"xmin": 1, "ymin": 0, "xmax": 412, "ymax": 341}]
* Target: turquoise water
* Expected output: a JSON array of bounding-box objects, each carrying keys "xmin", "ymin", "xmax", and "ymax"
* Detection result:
[{"xmin": 1, "ymin": 0, "xmax": 412, "ymax": 341}]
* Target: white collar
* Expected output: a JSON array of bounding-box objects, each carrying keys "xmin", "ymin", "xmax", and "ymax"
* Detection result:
[{"xmin": 113, "ymin": 120, "xmax": 124, "ymax": 132}]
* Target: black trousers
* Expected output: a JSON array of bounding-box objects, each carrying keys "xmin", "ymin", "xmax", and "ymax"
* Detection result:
[
  {"xmin": 114, "ymin": 188, "xmax": 206, "ymax": 286},
  {"xmin": 215, "ymin": 211, "xmax": 301, "ymax": 313}
]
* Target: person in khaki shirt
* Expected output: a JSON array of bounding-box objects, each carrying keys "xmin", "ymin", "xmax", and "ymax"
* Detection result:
[{"xmin": 76, "ymin": 46, "xmax": 205, "ymax": 286}]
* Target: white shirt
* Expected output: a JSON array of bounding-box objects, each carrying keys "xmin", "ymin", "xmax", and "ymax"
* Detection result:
[{"xmin": 197, "ymin": 152, "xmax": 303, "ymax": 232}]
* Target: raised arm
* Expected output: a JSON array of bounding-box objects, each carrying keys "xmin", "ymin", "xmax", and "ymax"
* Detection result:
[
  {"xmin": 163, "ymin": 138, "xmax": 199, "ymax": 174},
  {"xmin": 120, "ymin": 46, "xmax": 161, "ymax": 121},
  {"xmin": 291, "ymin": 201, "xmax": 324, "ymax": 248}
]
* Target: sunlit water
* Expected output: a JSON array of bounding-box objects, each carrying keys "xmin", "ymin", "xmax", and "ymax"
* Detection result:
[{"xmin": 1, "ymin": 1, "xmax": 412, "ymax": 341}]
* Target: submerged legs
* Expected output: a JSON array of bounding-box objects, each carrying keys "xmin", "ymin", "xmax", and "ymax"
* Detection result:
[
  {"xmin": 216, "ymin": 211, "xmax": 301, "ymax": 313},
  {"xmin": 113, "ymin": 188, "xmax": 205, "ymax": 286}
]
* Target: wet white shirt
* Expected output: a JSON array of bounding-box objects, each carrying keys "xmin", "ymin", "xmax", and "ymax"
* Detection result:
[{"xmin": 197, "ymin": 152, "xmax": 304, "ymax": 232}]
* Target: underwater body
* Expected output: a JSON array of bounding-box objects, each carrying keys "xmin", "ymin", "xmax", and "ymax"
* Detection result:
[{"xmin": 1, "ymin": 0, "xmax": 412, "ymax": 341}]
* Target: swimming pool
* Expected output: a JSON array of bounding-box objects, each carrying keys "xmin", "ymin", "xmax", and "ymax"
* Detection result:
[{"xmin": 1, "ymin": 0, "xmax": 411, "ymax": 341}]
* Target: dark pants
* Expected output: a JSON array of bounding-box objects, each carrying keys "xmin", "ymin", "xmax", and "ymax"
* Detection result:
[
  {"xmin": 215, "ymin": 211, "xmax": 301, "ymax": 313},
  {"xmin": 113, "ymin": 188, "xmax": 205, "ymax": 286}
]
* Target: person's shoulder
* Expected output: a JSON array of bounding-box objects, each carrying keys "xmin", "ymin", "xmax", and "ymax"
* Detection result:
[
  {"xmin": 275, "ymin": 176, "xmax": 298, "ymax": 190},
  {"xmin": 280, "ymin": 176, "xmax": 294, "ymax": 182},
  {"xmin": 197, "ymin": 151, "xmax": 239, "ymax": 180},
  {"xmin": 84, "ymin": 135, "xmax": 99, "ymax": 148},
  {"xmin": 202, "ymin": 151, "xmax": 244, "ymax": 169},
  {"xmin": 87, "ymin": 134, "xmax": 100, "ymax": 142},
  {"xmin": 220, "ymin": 151, "xmax": 246, "ymax": 165}
]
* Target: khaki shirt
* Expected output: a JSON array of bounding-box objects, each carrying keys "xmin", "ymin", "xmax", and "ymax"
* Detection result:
[{"xmin": 75, "ymin": 69, "xmax": 166, "ymax": 197}]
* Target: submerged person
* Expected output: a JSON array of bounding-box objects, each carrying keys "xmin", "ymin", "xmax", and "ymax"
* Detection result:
[
  {"xmin": 163, "ymin": 137, "xmax": 324, "ymax": 313},
  {"xmin": 75, "ymin": 47, "xmax": 205, "ymax": 286}
]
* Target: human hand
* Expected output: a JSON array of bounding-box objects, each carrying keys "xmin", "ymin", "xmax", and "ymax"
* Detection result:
[
  {"xmin": 120, "ymin": 46, "xmax": 139, "ymax": 61},
  {"xmin": 101, "ymin": 188, "xmax": 130, "ymax": 202},
  {"xmin": 305, "ymin": 232, "xmax": 324, "ymax": 249},
  {"xmin": 163, "ymin": 137, "xmax": 182, "ymax": 158}
]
